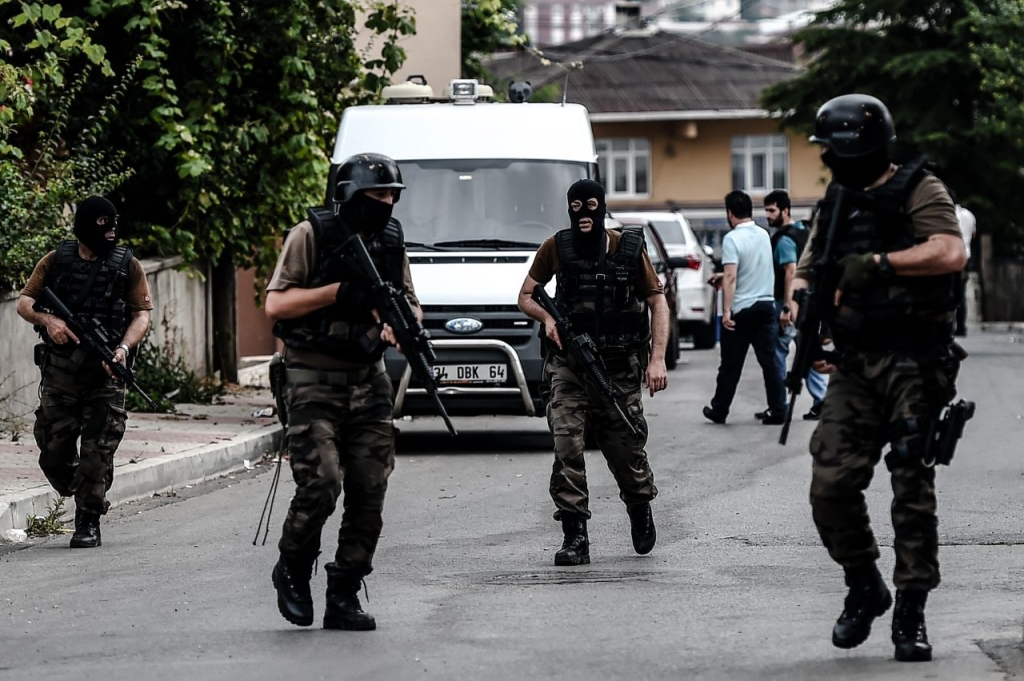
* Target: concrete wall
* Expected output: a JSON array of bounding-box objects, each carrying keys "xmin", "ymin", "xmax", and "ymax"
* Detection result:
[
  {"xmin": 593, "ymin": 117, "xmax": 826, "ymax": 209},
  {"xmin": 393, "ymin": 0, "xmax": 462, "ymax": 87},
  {"xmin": 0, "ymin": 257, "xmax": 211, "ymax": 418},
  {"xmin": 356, "ymin": 0, "xmax": 462, "ymax": 91}
]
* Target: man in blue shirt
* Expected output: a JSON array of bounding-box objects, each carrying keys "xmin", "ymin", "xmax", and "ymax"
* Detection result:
[
  {"xmin": 762, "ymin": 190, "xmax": 828, "ymax": 421},
  {"xmin": 703, "ymin": 191, "xmax": 787, "ymax": 424}
]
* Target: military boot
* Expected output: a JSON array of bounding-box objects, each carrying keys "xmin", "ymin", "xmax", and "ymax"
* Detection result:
[
  {"xmin": 69, "ymin": 507, "xmax": 101, "ymax": 549},
  {"xmin": 626, "ymin": 502, "xmax": 656, "ymax": 555},
  {"xmin": 271, "ymin": 552, "xmax": 317, "ymax": 627},
  {"xmin": 892, "ymin": 590, "xmax": 932, "ymax": 662},
  {"xmin": 323, "ymin": 562, "xmax": 376, "ymax": 631},
  {"xmin": 832, "ymin": 563, "xmax": 893, "ymax": 649},
  {"xmin": 554, "ymin": 517, "xmax": 590, "ymax": 566}
]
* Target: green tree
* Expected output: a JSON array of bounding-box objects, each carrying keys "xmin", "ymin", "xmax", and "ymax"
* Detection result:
[
  {"xmin": 0, "ymin": 0, "xmax": 129, "ymax": 290},
  {"xmin": 1, "ymin": 1, "xmax": 414, "ymax": 379},
  {"xmin": 462, "ymin": 0, "xmax": 526, "ymax": 82},
  {"xmin": 761, "ymin": 0, "xmax": 1024, "ymax": 256}
]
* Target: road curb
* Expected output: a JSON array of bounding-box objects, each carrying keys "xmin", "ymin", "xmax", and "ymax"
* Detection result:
[
  {"xmin": 980, "ymin": 322, "xmax": 1024, "ymax": 332},
  {"xmin": 0, "ymin": 424, "xmax": 283, "ymax": 535}
]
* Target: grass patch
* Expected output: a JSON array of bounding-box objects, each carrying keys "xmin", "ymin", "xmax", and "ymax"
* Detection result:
[{"xmin": 26, "ymin": 497, "xmax": 71, "ymax": 537}]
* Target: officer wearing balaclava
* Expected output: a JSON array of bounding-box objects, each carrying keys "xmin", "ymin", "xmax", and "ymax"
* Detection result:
[
  {"xmin": 518, "ymin": 176, "xmax": 671, "ymax": 571},
  {"xmin": 792, "ymin": 94, "xmax": 969, "ymax": 663},
  {"xmin": 265, "ymin": 152, "xmax": 418, "ymax": 633},
  {"xmin": 15, "ymin": 193, "xmax": 154, "ymax": 550},
  {"xmin": 566, "ymin": 178, "xmax": 607, "ymax": 259}
]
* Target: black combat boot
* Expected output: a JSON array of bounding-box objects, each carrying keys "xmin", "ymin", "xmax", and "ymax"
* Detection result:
[
  {"xmin": 554, "ymin": 517, "xmax": 590, "ymax": 566},
  {"xmin": 626, "ymin": 502, "xmax": 656, "ymax": 555},
  {"xmin": 892, "ymin": 590, "xmax": 932, "ymax": 662},
  {"xmin": 832, "ymin": 563, "xmax": 893, "ymax": 649},
  {"xmin": 69, "ymin": 507, "xmax": 101, "ymax": 549},
  {"xmin": 323, "ymin": 562, "xmax": 376, "ymax": 631},
  {"xmin": 271, "ymin": 552, "xmax": 317, "ymax": 627}
]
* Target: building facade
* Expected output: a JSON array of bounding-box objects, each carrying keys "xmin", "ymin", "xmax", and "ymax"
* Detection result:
[{"xmin": 488, "ymin": 28, "xmax": 825, "ymax": 253}]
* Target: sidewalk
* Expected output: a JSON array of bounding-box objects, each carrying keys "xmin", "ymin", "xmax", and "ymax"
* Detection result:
[{"xmin": 0, "ymin": 385, "xmax": 283, "ymax": 535}]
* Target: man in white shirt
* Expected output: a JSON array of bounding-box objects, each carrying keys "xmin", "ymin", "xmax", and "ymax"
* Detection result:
[
  {"xmin": 703, "ymin": 191, "xmax": 787, "ymax": 424},
  {"xmin": 954, "ymin": 202, "xmax": 975, "ymax": 337}
]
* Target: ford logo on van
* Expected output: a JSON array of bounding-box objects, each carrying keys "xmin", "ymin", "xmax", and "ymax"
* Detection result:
[{"xmin": 445, "ymin": 317, "xmax": 483, "ymax": 334}]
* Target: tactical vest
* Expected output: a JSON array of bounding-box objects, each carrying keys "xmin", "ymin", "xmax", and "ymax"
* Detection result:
[
  {"xmin": 771, "ymin": 222, "xmax": 809, "ymax": 301},
  {"xmin": 273, "ymin": 208, "xmax": 406, "ymax": 363},
  {"xmin": 46, "ymin": 241, "xmax": 133, "ymax": 356},
  {"xmin": 813, "ymin": 159, "xmax": 958, "ymax": 351},
  {"xmin": 554, "ymin": 228, "xmax": 651, "ymax": 352}
]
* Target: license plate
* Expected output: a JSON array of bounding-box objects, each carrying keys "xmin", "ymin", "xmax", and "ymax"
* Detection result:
[{"xmin": 433, "ymin": 363, "xmax": 507, "ymax": 384}]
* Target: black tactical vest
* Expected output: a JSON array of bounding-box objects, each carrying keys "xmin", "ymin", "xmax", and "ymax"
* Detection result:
[
  {"xmin": 46, "ymin": 241, "xmax": 133, "ymax": 356},
  {"xmin": 273, "ymin": 208, "xmax": 406, "ymax": 363},
  {"xmin": 813, "ymin": 159, "xmax": 958, "ymax": 350},
  {"xmin": 771, "ymin": 222, "xmax": 809, "ymax": 301},
  {"xmin": 555, "ymin": 227, "xmax": 651, "ymax": 352}
]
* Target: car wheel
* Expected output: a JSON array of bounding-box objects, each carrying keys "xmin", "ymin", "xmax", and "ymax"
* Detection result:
[
  {"xmin": 666, "ymin": 316, "xmax": 680, "ymax": 369},
  {"xmin": 692, "ymin": 321, "xmax": 717, "ymax": 350}
]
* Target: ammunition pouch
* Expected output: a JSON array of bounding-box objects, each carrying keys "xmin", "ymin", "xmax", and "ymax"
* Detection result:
[
  {"xmin": 268, "ymin": 352, "xmax": 288, "ymax": 427},
  {"xmin": 33, "ymin": 342, "xmax": 47, "ymax": 368}
]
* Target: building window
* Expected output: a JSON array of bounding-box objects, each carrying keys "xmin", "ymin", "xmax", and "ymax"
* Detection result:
[
  {"xmin": 596, "ymin": 138, "xmax": 651, "ymax": 198},
  {"xmin": 549, "ymin": 4, "xmax": 564, "ymax": 45},
  {"xmin": 731, "ymin": 134, "xmax": 788, "ymax": 193}
]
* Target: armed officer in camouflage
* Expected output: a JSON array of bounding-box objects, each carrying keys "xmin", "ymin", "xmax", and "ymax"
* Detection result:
[
  {"xmin": 792, "ymin": 95, "xmax": 968, "ymax": 662},
  {"xmin": 264, "ymin": 153, "xmax": 419, "ymax": 631},
  {"xmin": 16, "ymin": 196, "xmax": 154, "ymax": 548},
  {"xmin": 518, "ymin": 179, "xmax": 670, "ymax": 566}
]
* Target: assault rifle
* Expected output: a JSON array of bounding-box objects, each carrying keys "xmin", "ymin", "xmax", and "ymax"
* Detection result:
[
  {"xmin": 337, "ymin": 227, "xmax": 458, "ymax": 437},
  {"xmin": 36, "ymin": 287, "xmax": 159, "ymax": 411},
  {"xmin": 779, "ymin": 186, "xmax": 847, "ymax": 445},
  {"xmin": 532, "ymin": 284, "xmax": 638, "ymax": 436}
]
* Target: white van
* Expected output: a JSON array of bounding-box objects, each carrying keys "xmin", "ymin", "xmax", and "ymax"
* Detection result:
[{"xmin": 328, "ymin": 79, "xmax": 597, "ymax": 420}]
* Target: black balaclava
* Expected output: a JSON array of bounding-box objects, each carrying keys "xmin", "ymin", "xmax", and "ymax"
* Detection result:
[
  {"xmin": 73, "ymin": 196, "xmax": 118, "ymax": 257},
  {"xmin": 822, "ymin": 147, "xmax": 891, "ymax": 190},
  {"xmin": 567, "ymin": 179, "xmax": 606, "ymax": 258},
  {"xmin": 338, "ymin": 190, "xmax": 394, "ymax": 236}
]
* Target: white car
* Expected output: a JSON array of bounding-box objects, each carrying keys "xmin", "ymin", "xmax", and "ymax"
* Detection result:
[{"xmin": 613, "ymin": 211, "xmax": 717, "ymax": 349}]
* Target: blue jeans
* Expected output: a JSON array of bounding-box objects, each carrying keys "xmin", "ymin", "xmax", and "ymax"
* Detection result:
[{"xmin": 775, "ymin": 302, "xmax": 827, "ymax": 404}]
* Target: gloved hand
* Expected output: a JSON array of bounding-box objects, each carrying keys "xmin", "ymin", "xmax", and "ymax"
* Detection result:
[
  {"xmin": 837, "ymin": 253, "xmax": 879, "ymax": 292},
  {"xmin": 335, "ymin": 281, "xmax": 370, "ymax": 309}
]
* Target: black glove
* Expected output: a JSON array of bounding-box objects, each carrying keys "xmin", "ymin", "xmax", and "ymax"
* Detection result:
[
  {"xmin": 335, "ymin": 281, "xmax": 370, "ymax": 309},
  {"xmin": 837, "ymin": 253, "xmax": 879, "ymax": 292}
]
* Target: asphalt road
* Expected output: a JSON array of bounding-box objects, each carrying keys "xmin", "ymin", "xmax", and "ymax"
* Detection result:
[{"xmin": 3, "ymin": 330, "xmax": 1024, "ymax": 681}]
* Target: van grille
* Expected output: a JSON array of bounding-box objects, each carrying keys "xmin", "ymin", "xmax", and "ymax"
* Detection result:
[
  {"xmin": 409, "ymin": 255, "xmax": 529, "ymax": 264},
  {"xmin": 422, "ymin": 307, "xmax": 536, "ymax": 348}
]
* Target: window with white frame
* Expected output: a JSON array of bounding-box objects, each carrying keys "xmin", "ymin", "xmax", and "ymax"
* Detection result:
[
  {"xmin": 596, "ymin": 138, "xmax": 651, "ymax": 198},
  {"xmin": 731, "ymin": 134, "xmax": 788, "ymax": 193}
]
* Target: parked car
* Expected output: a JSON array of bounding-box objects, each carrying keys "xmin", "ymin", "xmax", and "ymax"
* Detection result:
[
  {"xmin": 613, "ymin": 211, "xmax": 717, "ymax": 349},
  {"xmin": 609, "ymin": 217, "xmax": 682, "ymax": 370}
]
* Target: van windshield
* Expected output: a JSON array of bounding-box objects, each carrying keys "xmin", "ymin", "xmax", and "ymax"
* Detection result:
[{"xmin": 393, "ymin": 159, "xmax": 589, "ymax": 249}]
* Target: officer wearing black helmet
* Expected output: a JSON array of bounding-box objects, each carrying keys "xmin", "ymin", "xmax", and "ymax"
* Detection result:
[
  {"xmin": 264, "ymin": 153, "xmax": 420, "ymax": 632},
  {"xmin": 791, "ymin": 95, "xmax": 968, "ymax": 662}
]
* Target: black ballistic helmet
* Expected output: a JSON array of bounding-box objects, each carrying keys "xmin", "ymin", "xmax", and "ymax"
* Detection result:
[
  {"xmin": 809, "ymin": 94, "xmax": 896, "ymax": 158},
  {"xmin": 334, "ymin": 153, "xmax": 405, "ymax": 204}
]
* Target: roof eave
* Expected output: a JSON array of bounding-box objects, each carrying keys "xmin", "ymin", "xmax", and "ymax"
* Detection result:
[{"xmin": 588, "ymin": 109, "xmax": 780, "ymax": 123}]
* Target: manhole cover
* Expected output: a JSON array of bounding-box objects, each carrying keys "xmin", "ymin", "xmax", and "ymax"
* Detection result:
[{"xmin": 479, "ymin": 569, "xmax": 660, "ymax": 586}]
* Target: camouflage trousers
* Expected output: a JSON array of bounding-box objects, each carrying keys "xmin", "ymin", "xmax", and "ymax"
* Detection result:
[
  {"xmin": 809, "ymin": 348, "xmax": 958, "ymax": 591},
  {"xmin": 34, "ymin": 352, "xmax": 128, "ymax": 515},
  {"xmin": 543, "ymin": 350, "xmax": 657, "ymax": 520},
  {"xmin": 277, "ymin": 366, "xmax": 395, "ymax": 576}
]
